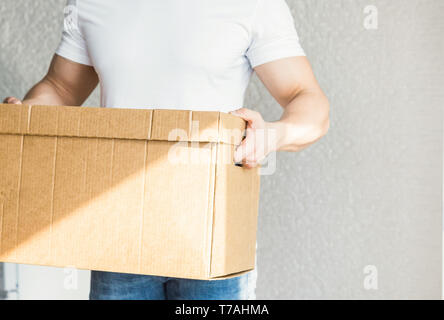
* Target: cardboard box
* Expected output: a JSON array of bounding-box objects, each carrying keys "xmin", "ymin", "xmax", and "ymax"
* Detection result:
[{"xmin": 0, "ymin": 104, "xmax": 260, "ymax": 280}]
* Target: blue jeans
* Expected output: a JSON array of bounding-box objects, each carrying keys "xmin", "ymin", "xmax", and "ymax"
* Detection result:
[{"xmin": 89, "ymin": 270, "xmax": 257, "ymax": 300}]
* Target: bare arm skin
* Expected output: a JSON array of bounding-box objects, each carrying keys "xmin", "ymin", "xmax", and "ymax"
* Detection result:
[
  {"xmin": 231, "ymin": 56, "xmax": 330, "ymax": 167},
  {"xmin": 3, "ymin": 54, "xmax": 99, "ymax": 106}
]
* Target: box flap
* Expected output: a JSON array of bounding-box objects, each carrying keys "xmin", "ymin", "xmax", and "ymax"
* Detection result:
[{"xmin": 0, "ymin": 104, "xmax": 245, "ymax": 145}]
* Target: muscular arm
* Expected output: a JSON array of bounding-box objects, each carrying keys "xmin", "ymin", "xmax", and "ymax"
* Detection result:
[
  {"xmin": 3, "ymin": 54, "xmax": 99, "ymax": 106},
  {"xmin": 231, "ymin": 56, "xmax": 330, "ymax": 167}
]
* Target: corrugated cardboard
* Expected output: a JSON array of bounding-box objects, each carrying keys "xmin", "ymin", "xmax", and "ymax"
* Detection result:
[{"xmin": 0, "ymin": 104, "xmax": 260, "ymax": 280}]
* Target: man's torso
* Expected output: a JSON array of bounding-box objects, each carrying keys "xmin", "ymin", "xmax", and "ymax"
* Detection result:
[{"xmin": 76, "ymin": 0, "xmax": 259, "ymax": 111}]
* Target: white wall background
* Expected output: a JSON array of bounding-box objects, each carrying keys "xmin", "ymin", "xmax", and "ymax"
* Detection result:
[{"xmin": 0, "ymin": 0, "xmax": 443, "ymax": 299}]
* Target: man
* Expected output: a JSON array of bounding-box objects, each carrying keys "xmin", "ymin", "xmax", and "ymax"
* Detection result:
[{"xmin": 3, "ymin": 0, "xmax": 329, "ymax": 300}]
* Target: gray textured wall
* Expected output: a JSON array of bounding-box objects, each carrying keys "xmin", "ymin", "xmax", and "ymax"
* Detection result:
[
  {"xmin": 0, "ymin": 0, "xmax": 443, "ymax": 299},
  {"xmin": 0, "ymin": 263, "xmax": 5, "ymax": 299}
]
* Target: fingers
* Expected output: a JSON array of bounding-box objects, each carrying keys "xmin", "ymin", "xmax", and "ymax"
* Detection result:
[
  {"xmin": 234, "ymin": 131, "xmax": 256, "ymax": 164},
  {"xmin": 230, "ymin": 109, "xmax": 268, "ymax": 168},
  {"xmin": 3, "ymin": 97, "xmax": 22, "ymax": 104},
  {"xmin": 230, "ymin": 108, "xmax": 263, "ymax": 128},
  {"xmin": 234, "ymin": 130, "xmax": 266, "ymax": 168}
]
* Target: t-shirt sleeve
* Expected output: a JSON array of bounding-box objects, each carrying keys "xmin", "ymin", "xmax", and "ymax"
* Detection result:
[
  {"xmin": 55, "ymin": 0, "xmax": 92, "ymax": 66},
  {"xmin": 246, "ymin": 0, "xmax": 305, "ymax": 68}
]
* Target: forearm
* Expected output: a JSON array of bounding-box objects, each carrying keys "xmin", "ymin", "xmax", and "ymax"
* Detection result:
[
  {"xmin": 274, "ymin": 89, "xmax": 330, "ymax": 152},
  {"xmin": 22, "ymin": 76, "xmax": 78, "ymax": 106}
]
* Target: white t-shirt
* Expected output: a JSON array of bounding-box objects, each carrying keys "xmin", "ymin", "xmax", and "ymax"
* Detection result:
[{"xmin": 56, "ymin": 0, "xmax": 305, "ymax": 112}]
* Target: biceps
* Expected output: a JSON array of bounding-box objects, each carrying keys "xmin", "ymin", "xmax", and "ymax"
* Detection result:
[
  {"xmin": 46, "ymin": 54, "xmax": 99, "ymax": 105},
  {"xmin": 254, "ymin": 56, "xmax": 322, "ymax": 107}
]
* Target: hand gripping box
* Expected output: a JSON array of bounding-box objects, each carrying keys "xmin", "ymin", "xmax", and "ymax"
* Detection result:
[{"xmin": 0, "ymin": 104, "xmax": 260, "ymax": 280}]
